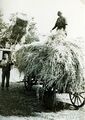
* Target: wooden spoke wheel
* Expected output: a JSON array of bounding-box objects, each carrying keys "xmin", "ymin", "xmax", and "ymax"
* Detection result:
[{"xmin": 69, "ymin": 92, "xmax": 85, "ymax": 108}]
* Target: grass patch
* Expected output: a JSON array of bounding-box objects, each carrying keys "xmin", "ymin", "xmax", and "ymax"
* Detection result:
[{"xmin": 0, "ymin": 82, "xmax": 44, "ymax": 116}]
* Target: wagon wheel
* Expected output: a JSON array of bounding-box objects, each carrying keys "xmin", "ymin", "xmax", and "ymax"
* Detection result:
[{"xmin": 69, "ymin": 92, "xmax": 85, "ymax": 108}]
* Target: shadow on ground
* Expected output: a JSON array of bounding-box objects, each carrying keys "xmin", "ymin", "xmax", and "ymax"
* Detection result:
[
  {"xmin": 0, "ymin": 82, "xmax": 45, "ymax": 116},
  {"xmin": 0, "ymin": 82, "xmax": 74, "ymax": 116}
]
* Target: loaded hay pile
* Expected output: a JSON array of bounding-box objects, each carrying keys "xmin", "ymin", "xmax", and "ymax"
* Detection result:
[{"xmin": 15, "ymin": 31, "xmax": 85, "ymax": 93}]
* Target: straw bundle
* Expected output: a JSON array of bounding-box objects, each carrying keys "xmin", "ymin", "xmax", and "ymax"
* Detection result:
[{"xmin": 15, "ymin": 31, "xmax": 85, "ymax": 92}]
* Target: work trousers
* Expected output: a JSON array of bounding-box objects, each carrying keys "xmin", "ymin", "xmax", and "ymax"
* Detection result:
[{"xmin": 1, "ymin": 71, "xmax": 10, "ymax": 88}]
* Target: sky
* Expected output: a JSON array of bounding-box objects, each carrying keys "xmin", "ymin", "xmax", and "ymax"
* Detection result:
[{"xmin": 0, "ymin": 0, "xmax": 85, "ymax": 38}]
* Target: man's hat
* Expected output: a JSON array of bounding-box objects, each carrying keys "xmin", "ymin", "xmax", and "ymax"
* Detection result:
[{"xmin": 57, "ymin": 11, "xmax": 62, "ymax": 15}]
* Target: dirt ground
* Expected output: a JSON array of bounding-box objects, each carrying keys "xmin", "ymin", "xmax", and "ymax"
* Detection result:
[{"xmin": 0, "ymin": 82, "xmax": 85, "ymax": 120}]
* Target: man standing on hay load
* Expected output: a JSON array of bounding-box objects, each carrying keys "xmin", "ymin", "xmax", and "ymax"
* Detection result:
[{"xmin": 51, "ymin": 11, "xmax": 67, "ymax": 35}]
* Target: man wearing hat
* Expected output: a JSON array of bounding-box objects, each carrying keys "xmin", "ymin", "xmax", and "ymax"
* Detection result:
[
  {"xmin": 1, "ymin": 53, "xmax": 13, "ymax": 90},
  {"xmin": 51, "ymin": 11, "xmax": 67, "ymax": 31}
]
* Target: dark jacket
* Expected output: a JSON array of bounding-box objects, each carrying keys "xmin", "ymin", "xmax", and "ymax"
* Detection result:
[
  {"xmin": 52, "ymin": 16, "xmax": 67, "ymax": 30},
  {"xmin": 1, "ymin": 59, "xmax": 13, "ymax": 73}
]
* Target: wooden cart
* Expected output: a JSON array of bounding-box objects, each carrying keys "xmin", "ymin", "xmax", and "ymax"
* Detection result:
[{"xmin": 23, "ymin": 74, "xmax": 85, "ymax": 109}]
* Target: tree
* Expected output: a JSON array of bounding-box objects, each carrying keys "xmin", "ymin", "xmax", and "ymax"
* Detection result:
[
  {"xmin": 10, "ymin": 17, "xmax": 28, "ymax": 44},
  {"xmin": 0, "ymin": 11, "xmax": 8, "ymax": 48},
  {"xmin": 0, "ymin": 11, "xmax": 7, "ymax": 32},
  {"xmin": 25, "ymin": 17, "xmax": 39, "ymax": 44},
  {"xmin": 0, "ymin": 13, "xmax": 28, "ymax": 47},
  {"xmin": 0, "ymin": 13, "xmax": 40, "ymax": 48}
]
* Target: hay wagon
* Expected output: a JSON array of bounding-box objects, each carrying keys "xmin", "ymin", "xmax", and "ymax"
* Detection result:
[
  {"xmin": 15, "ymin": 26, "xmax": 85, "ymax": 110},
  {"xmin": 23, "ymin": 72, "xmax": 85, "ymax": 109},
  {"xmin": 20, "ymin": 40, "xmax": 85, "ymax": 110}
]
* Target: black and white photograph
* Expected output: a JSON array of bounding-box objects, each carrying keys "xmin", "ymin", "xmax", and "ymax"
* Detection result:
[{"xmin": 0, "ymin": 0, "xmax": 85, "ymax": 119}]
